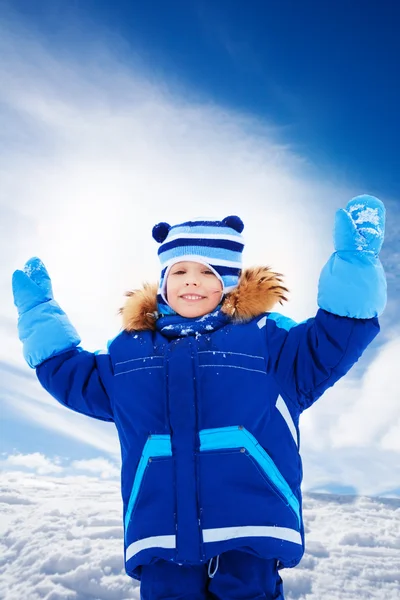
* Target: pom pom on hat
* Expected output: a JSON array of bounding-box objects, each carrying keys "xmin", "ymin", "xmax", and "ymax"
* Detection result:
[
  {"xmin": 222, "ymin": 215, "xmax": 244, "ymax": 233},
  {"xmin": 152, "ymin": 222, "xmax": 171, "ymax": 243}
]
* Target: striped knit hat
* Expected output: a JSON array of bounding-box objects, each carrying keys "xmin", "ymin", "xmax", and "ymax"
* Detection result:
[{"xmin": 152, "ymin": 216, "xmax": 245, "ymax": 315}]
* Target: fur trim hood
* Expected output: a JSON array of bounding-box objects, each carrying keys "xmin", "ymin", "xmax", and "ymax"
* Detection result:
[{"xmin": 120, "ymin": 266, "xmax": 289, "ymax": 332}]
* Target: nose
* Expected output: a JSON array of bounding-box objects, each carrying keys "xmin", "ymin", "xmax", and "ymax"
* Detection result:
[{"xmin": 184, "ymin": 273, "xmax": 199, "ymax": 286}]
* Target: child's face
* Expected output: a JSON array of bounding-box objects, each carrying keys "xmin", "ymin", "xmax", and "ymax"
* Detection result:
[{"xmin": 166, "ymin": 261, "xmax": 223, "ymax": 318}]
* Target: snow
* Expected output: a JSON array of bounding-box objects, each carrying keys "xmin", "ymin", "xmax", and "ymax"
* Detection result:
[
  {"xmin": 348, "ymin": 204, "xmax": 381, "ymax": 228},
  {"xmin": 347, "ymin": 203, "xmax": 384, "ymax": 252},
  {"xmin": 0, "ymin": 471, "xmax": 399, "ymax": 599},
  {"xmin": 23, "ymin": 259, "xmax": 44, "ymax": 278}
]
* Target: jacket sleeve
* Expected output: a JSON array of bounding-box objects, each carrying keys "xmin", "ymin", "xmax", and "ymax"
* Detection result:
[
  {"xmin": 262, "ymin": 196, "xmax": 386, "ymax": 412},
  {"xmin": 36, "ymin": 348, "xmax": 114, "ymax": 422},
  {"xmin": 262, "ymin": 309, "xmax": 380, "ymax": 411}
]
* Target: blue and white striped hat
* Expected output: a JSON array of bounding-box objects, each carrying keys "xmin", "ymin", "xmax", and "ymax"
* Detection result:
[{"xmin": 152, "ymin": 216, "xmax": 245, "ymax": 315}]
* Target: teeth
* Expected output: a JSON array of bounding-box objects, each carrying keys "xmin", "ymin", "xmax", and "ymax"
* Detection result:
[{"xmin": 182, "ymin": 295, "xmax": 203, "ymax": 300}]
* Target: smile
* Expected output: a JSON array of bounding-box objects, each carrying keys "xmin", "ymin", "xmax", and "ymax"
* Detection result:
[{"xmin": 180, "ymin": 295, "xmax": 205, "ymax": 301}]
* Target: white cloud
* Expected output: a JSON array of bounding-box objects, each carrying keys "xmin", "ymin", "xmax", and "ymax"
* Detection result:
[
  {"xmin": 2, "ymin": 452, "xmax": 63, "ymax": 474},
  {"xmin": 0, "ymin": 453, "xmax": 121, "ymax": 480},
  {"xmin": 71, "ymin": 458, "xmax": 120, "ymax": 479},
  {"xmin": 296, "ymin": 332, "xmax": 400, "ymax": 496},
  {"xmin": 301, "ymin": 445, "xmax": 400, "ymax": 498},
  {"xmin": 1, "ymin": 363, "xmax": 120, "ymax": 457},
  {"xmin": 381, "ymin": 421, "xmax": 400, "ymax": 452},
  {"xmin": 332, "ymin": 335, "xmax": 400, "ymax": 449},
  {"xmin": 299, "ymin": 333, "xmax": 400, "ymax": 454}
]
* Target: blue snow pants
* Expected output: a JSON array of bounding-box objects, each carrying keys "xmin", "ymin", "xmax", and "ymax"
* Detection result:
[{"xmin": 140, "ymin": 550, "xmax": 284, "ymax": 599}]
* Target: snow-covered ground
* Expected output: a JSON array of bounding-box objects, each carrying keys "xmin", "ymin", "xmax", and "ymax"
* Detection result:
[{"xmin": 0, "ymin": 471, "xmax": 399, "ymax": 600}]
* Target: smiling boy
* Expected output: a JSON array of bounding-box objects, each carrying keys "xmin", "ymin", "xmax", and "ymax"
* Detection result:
[{"xmin": 12, "ymin": 197, "xmax": 386, "ymax": 599}]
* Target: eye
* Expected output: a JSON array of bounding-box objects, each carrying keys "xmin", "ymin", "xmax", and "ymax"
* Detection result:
[
  {"xmin": 203, "ymin": 269, "xmax": 215, "ymax": 275},
  {"xmin": 172, "ymin": 270, "xmax": 185, "ymax": 275}
]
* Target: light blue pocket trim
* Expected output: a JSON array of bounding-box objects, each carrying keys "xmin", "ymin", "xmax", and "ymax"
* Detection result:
[
  {"xmin": 124, "ymin": 435, "xmax": 172, "ymax": 535},
  {"xmin": 318, "ymin": 252, "xmax": 387, "ymax": 318},
  {"xmin": 199, "ymin": 426, "xmax": 300, "ymax": 526}
]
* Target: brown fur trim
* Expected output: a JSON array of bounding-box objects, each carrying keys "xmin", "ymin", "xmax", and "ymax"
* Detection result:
[
  {"xmin": 119, "ymin": 283, "xmax": 159, "ymax": 332},
  {"xmin": 221, "ymin": 266, "xmax": 289, "ymax": 321},
  {"xmin": 120, "ymin": 266, "xmax": 288, "ymax": 332}
]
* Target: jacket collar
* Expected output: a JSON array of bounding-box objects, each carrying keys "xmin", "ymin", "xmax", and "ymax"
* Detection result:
[
  {"xmin": 120, "ymin": 266, "xmax": 288, "ymax": 333},
  {"xmin": 154, "ymin": 309, "xmax": 231, "ymax": 339}
]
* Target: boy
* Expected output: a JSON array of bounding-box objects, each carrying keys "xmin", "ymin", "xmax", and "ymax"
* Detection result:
[{"xmin": 12, "ymin": 196, "xmax": 386, "ymax": 599}]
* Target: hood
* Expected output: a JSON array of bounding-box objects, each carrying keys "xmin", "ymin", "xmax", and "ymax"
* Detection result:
[{"xmin": 120, "ymin": 266, "xmax": 289, "ymax": 332}]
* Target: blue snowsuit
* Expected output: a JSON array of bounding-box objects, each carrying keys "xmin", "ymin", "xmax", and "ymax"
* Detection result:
[
  {"xmin": 35, "ymin": 305, "xmax": 379, "ymax": 584},
  {"xmin": 12, "ymin": 196, "xmax": 387, "ymax": 598}
]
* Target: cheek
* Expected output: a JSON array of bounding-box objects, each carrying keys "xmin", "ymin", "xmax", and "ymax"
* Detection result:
[
  {"xmin": 165, "ymin": 280, "xmax": 176, "ymax": 299},
  {"xmin": 208, "ymin": 285, "xmax": 223, "ymax": 297},
  {"xmin": 211, "ymin": 282, "xmax": 223, "ymax": 293}
]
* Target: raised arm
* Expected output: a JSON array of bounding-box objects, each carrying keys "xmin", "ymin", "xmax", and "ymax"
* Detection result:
[
  {"xmin": 262, "ymin": 195, "xmax": 386, "ymax": 411},
  {"xmin": 12, "ymin": 258, "xmax": 114, "ymax": 421}
]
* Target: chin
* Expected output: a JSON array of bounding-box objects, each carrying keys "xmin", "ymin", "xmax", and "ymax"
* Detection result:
[
  {"xmin": 176, "ymin": 302, "xmax": 216, "ymax": 319},
  {"xmin": 180, "ymin": 308, "xmax": 208, "ymax": 318}
]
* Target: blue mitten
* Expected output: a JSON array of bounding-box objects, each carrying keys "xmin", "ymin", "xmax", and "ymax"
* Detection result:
[
  {"xmin": 318, "ymin": 195, "xmax": 387, "ymax": 319},
  {"xmin": 12, "ymin": 257, "xmax": 81, "ymax": 368}
]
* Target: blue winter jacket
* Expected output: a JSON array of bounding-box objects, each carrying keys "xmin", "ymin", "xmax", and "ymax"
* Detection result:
[{"xmin": 35, "ymin": 267, "xmax": 381, "ymax": 580}]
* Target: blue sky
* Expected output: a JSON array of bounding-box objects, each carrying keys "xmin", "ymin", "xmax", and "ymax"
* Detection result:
[
  {"xmin": 4, "ymin": 0, "xmax": 400, "ymax": 198},
  {"xmin": 0, "ymin": 0, "xmax": 399, "ymax": 496}
]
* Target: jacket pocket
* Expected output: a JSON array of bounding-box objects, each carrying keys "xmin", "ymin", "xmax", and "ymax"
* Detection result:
[
  {"xmin": 124, "ymin": 434, "xmax": 173, "ymax": 539},
  {"xmin": 199, "ymin": 426, "xmax": 300, "ymax": 527}
]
